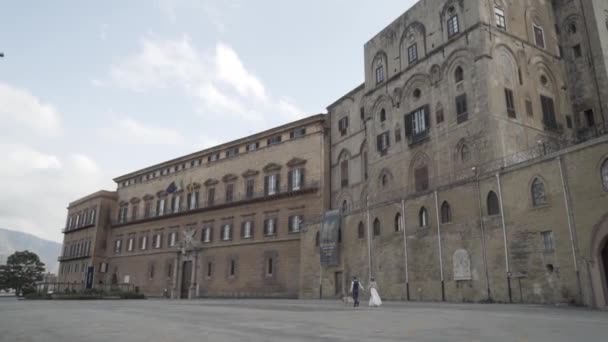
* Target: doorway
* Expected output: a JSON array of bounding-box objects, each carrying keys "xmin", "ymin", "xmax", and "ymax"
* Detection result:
[
  {"xmin": 334, "ymin": 272, "xmax": 343, "ymax": 297},
  {"xmin": 180, "ymin": 261, "xmax": 192, "ymax": 299}
]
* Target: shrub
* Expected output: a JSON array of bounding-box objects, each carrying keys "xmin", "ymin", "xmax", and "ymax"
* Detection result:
[
  {"xmin": 119, "ymin": 292, "xmax": 146, "ymax": 299},
  {"xmin": 24, "ymin": 292, "xmax": 51, "ymax": 300}
]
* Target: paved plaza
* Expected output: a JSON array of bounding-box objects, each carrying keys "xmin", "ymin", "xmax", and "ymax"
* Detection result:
[{"xmin": 0, "ymin": 298, "xmax": 607, "ymax": 341}]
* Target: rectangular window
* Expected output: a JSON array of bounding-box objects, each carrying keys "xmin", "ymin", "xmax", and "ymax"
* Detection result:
[
  {"xmin": 290, "ymin": 127, "xmax": 306, "ymax": 139},
  {"xmin": 130, "ymin": 205, "xmax": 138, "ymax": 221},
  {"xmin": 504, "ymin": 88, "xmax": 516, "ymax": 118},
  {"xmin": 376, "ymin": 132, "xmax": 390, "ymax": 154},
  {"xmin": 90, "ymin": 209, "xmax": 96, "ymax": 225},
  {"xmin": 127, "ymin": 238, "xmax": 134, "ymax": 252},
  {"xmin": 207, "ymin": 153, "xmax": 219, "ymax": 162},
  {"xmin": 267, "ymin": 135, "xmax": 282, "ymax": 145},
  {"xmin": 436, "ymin": 108, "xmax": 444, "ymax": 124},
  {"xmin": 246, "ymin": 142, "xmax": 259, "ymax": 152},
  {"xmin": 456, "ymin": 94, "xmax": 468, "ymax": 123},
  {"xmin": 140, "ymin": 236, "xmax": 147, "ymax": 250},
  {"xmin": 208, "ymin": 188, "xmax": 215, "ymax": 206},
  {"xmin": 171, "ymin": 195, "xmax": 180, "ymax": 214},
  {"xmin": 541, "ymin": 231, "xmax": 555, "ymax": 252},
  {"xmin": 267, "ymin": 258, "xmax": 273, "ymax": 276},
  {"xmin": 566, "ymin": 115, "xmax": 573, "ymax": 129},
  {"xmin": 290, "ymin": 168, "xmax": 303, "ymax": 191},
  {"xmin": 157, "ymin": 199, "xmax": 165, "ymax": 216},
  {"xmin": 266, "ymin": 174, "xmax": 278, "ymax": 195},
  {"xmin": 264, "ymin": 218, "xmax": 276, "ymax": 236},
  {"xmin": 225, "ymin": 183, "xmax": 234, "ymax": 202},
  {"xmin": 495, "ymin": 7, "xmax": 506, "ymax": 29},
  {"xmin": 407, "ymin": 43, "xmax": 418, "ymax": 64},
  {"xmin": 404, "ymin": 105, "xmax": 431, "ymax": 144},
  {"xmin": 288, "ymin": 215, "xmax": 301, "ymax": 233},
  {"xmin": 207, "ymin": 262, "xmax": 213, "ymax": 277},
  {"xmin": 447, "ymin": 15, "xmax": 460, "ymax": 38},
  {"xmin": 573, "ymin": 44, "xmax": 582, "ymax": 58},
  {"xmin": 526, "ymin": 99, "xmax": 534, "ymax": 117},
  {"xmin": 243, "ymin": 221, "xmax": 253, "ymax": 239},
  {"xmin": 246, "ymin": 179, "xmax": 255, "ymax": 198},
  {"xmin": 534, "ymin": 25, "xmax": 545, "ymax": 49},
  {"xmin": 338, "ymin": 117, "xmax": 349, "ymax": 136},
  {"xmin": 584, "ymin": 109, "xmax": 595, "ymax": 127},
  {"xmin": 222, "ymin": 224, "xmax": 232, "ymax": 241},
  {"xmin": 540, "ymin": 95, "xmax": 558, "ymax": 131},
  {"xmin": 188, "ymin": 192, "xmax": 199, "ymax": 210},
  {"xmin": 375, "ymin": 65, "xmax": 385, "ymax": 84},
  {"xmin": 225, "ymin": 147, "xmax": 239, "ymax": 158},
  {"xmin": 154, "ymin": 234, "xmax": 162, "ymax": 249},
  {"xmin": 100, "ymin": 263, "xmax": 108, "ymax": 273},
  {"xmin": 169, "ymin": 232, "xmax": 177, "ymax": 247},
  {"xmin": 203, "ymin": 226, "xmax": 212, "ymax": 243},
  {"xmin": 229, "ymin": 259, "xmax": 236, "ymax": 277}
]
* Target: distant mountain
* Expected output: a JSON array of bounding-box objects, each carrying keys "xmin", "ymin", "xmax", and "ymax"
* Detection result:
[{"xmin": 0, "ymin": 228, "xmax": 61, "ymax": 274}]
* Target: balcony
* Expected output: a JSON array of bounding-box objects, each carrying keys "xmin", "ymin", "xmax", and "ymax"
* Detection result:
[
  {"xmin": 409, "ymin": 129, "xmax": 429, "ymax": 146},
  {"xmin": 62, "ymin": 223, "xmax": 95, "ymax": 234},
  {"xmin": 112, "ymin": 181, "xmax": 320, "ymax": 228},
  {"xmin": 58, "ymin": 253, "xmax": 91, "ymax": 262}
]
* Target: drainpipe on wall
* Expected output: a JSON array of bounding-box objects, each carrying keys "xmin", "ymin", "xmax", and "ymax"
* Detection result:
[
  {"xmin": 366, "ymin": 196, "xmax": 372, "ymax": 283},
  {"xmin": 434, "ymin": 190, "xmax": 445, "ymax": 301},
  {"xmin": 558, "ymin": 156, "xmax": 583, "ymax": 303},
  {"xmin": 475, "ymin": 167, "xmax": 492, "ymax": 301},
  {"xmin": 496, "ymin": 172, "xmax": 512, "ymax": 303},
  {"xmin": 401, "ymin": 199, "xmax": 410, "ymax": 300}
]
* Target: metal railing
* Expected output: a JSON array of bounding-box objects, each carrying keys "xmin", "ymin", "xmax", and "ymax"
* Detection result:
[{"xmin": 113, "ymin": 181, "xmax": 320, "ymax": 226}]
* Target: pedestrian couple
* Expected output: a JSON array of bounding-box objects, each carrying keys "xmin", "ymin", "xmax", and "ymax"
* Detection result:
[{"xmin": 349, "ymin": 276, "xmax": 382, "ymax": 307}]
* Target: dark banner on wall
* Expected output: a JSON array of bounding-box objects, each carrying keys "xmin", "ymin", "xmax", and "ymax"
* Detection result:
[
  {"xmin": 320, "ymin": 210, "xmax": 341, "ymax": 266},
  {"xmin": 85, "ymin": 266, "xmax": 94, "ymax": 289}
]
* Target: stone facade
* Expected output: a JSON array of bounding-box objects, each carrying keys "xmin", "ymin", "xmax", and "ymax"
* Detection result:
[
  {"xmin": 58, "ymin": 0, "xmax": 608, "ymax": 307},
  {"xmin": 58, "ymin": 115, "xmax": 328, "ymax": 298}
]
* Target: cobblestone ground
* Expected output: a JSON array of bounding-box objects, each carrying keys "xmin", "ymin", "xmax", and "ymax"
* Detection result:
[{"xmin": 1, "ymin": 298, "xmax": 607, "ymax": 342}]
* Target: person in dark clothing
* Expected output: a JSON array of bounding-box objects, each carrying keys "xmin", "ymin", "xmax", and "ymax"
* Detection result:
[{"xmin": 349, "ymin": 276, "xmax": 365, "ymax": 307}]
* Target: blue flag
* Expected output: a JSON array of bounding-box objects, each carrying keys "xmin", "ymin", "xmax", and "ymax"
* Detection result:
[{"xmin": 166, "ymin": 181, "xmax": 177, "ymax": 194}]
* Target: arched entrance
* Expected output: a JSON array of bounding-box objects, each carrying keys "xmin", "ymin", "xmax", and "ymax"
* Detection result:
[{"xmin": 589, "ymin": 214, "xmax": 608, "ymax": 308}]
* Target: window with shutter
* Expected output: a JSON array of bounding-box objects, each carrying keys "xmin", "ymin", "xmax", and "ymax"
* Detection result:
[
  {"xmin": 246, "ymin": 178, "xmax": 255, "ymax": 198},
  {"xmin": 208, "ymin": 188, "xmax": 215, "ymax": 206}
]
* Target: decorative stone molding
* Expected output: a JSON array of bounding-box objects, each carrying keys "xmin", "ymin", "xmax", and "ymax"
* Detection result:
[
  {"xmin": 287, "ymin": 157, "xmax": 307, "ymax": 167},
  {"xmin": 263, "ymin": 163, "xmax": 282, "ymax": 173},
  {"xmin": 222, "ymin": 174, "xmax": 238, "ymax": 182},
  {"xmin": 241, "ymin": 169, "xmax": 260, "ymax": 178},
  {"xmin": 204, "ymin": 178, "xmax": 219, "ymax": 187}
]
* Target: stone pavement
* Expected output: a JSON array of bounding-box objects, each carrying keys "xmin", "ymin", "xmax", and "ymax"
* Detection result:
[{"xmin": 0, "ymin": 298, "xmax": 607, "ymax": 342}]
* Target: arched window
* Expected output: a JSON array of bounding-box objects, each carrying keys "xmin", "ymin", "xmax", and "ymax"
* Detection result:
[
  {"xmin": 373, "ymin": 218, "xmax": 381, "ymax": 236},
  {"xmin": 341, "ymin": 200, "xmax": 348, "ymax": 214},
  {"xmin": 358, "ymin": 221, "xmax": 365, "ymax": 239},
  {"xmin": 454, "ymin": 66, "xmax": 464, "ymax": 83},
  {"xmin": 419, "ymin": 207, "xmax": 428, "ymax": 227},
  {"xmin": 441, "ymin": 201, "xmax": 451, "ymax": 223},
  {"xmin": 315, "ymin": 231, "xmax": 320, "ymax": 247},
  {"xmin": 602, "ymin": 159, "xmax": 608, "ymax": 191},
  {"xmin": 531, "ymin": 178, "xmax": 547, "ymax": 206},
  {"xmin": 340, "ymin": 160, "xmax": 349, "ymax": 188},
  {"xmin": 487, "ymin": 191, "xmax": 500, "ymax": 216},
  {"xmin": 460, "ymin": 144, "xmax": 471, "ymax": 162},
  {"xmin": 382, "ymin": 174, "xmax": 389, "ymax": 187},
  {"xmin": 380, "ymin": 109, "xmax": 386, "ymax": 122},
  {"xmin": 374, "ymin": 57, "xmax": 385, "ymax": 84},
  {"xmin": 394, "ymin": 213, "xmax": 403, "ymax": 232}
]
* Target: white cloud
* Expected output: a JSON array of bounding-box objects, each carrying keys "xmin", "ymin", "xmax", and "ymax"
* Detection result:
[
  {"xmin": 0, "ymin": 143, "xmax": 111, "ymax": 243},
  {"xmin": 105, "ymin": 36, "xmax": 306, "ymax": 125},
  {"xmin": 100, "ymin": 117, "xmax": 184, "ymax": 146},
  {"xmin": 0, "ymin": 82, "xmax": 62, "ymax": 138}
]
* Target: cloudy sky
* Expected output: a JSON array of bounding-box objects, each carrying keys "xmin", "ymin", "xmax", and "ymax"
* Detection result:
[{"xmin": 0, "ymin": 0, "xmax": 416, "ymax": 242}]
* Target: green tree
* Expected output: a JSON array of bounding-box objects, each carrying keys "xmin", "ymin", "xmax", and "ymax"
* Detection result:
[{"xmin": 0, "ymin": 250, "xmax": 45, "ymax": 296}]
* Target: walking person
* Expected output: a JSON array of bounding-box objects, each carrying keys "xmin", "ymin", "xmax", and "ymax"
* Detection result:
[
  {"xmin": 368, "ymin": 277, "xmax": 382, "ymax": 307},
  {"xmin": 350, "ymin": 276, "xmax": 365, "ymax": 307}
]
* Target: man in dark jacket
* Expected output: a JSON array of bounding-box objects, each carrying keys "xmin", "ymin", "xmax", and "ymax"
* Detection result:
[{"xmin": 349, "ymin": 276, "xmax": 365, "ymax": 307}]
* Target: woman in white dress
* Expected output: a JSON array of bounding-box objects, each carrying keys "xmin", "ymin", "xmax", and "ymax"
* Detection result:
[{"xmin": 368, "ymin": 277, "xmax": 382, "ymax": 307}]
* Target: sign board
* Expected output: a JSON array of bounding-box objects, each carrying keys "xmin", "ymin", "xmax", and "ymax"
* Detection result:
[{"xmin": 320, "ymin": 210, "xmax": 341, "ymax": 266}]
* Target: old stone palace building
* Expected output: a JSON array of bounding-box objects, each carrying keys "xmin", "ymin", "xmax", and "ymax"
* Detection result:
[{"xmin": 58, "ymin": 0, "xmax": 608, "ymax": 307}]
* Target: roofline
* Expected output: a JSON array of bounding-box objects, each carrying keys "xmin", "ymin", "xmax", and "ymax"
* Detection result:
[
  {"xmin": 326, "ymin": 83, "xmax": 365, "ymax": 111},
  {"xmin": 113, "ymin": 113, "xmax": 327, "ymax": 183},
  {"xmin": 68, "ymin": 190, "xmax": 117, "ymax": 208}
]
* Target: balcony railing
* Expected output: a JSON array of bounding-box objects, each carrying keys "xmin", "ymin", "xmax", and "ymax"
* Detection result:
[
  {"xmin": 409, "ymin": 129, "xmax": 429, "ymax": 145},
  {"xmin": 62, "ymin": 223, "xmax": 95, "ymax": 234},
  {"xmin": 112, "ymin": 181, "xmax": 320, "ymax": 227},
  {"xmin": 58, "ymin": 253, "xmax": 91, "ymax": 262}
]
